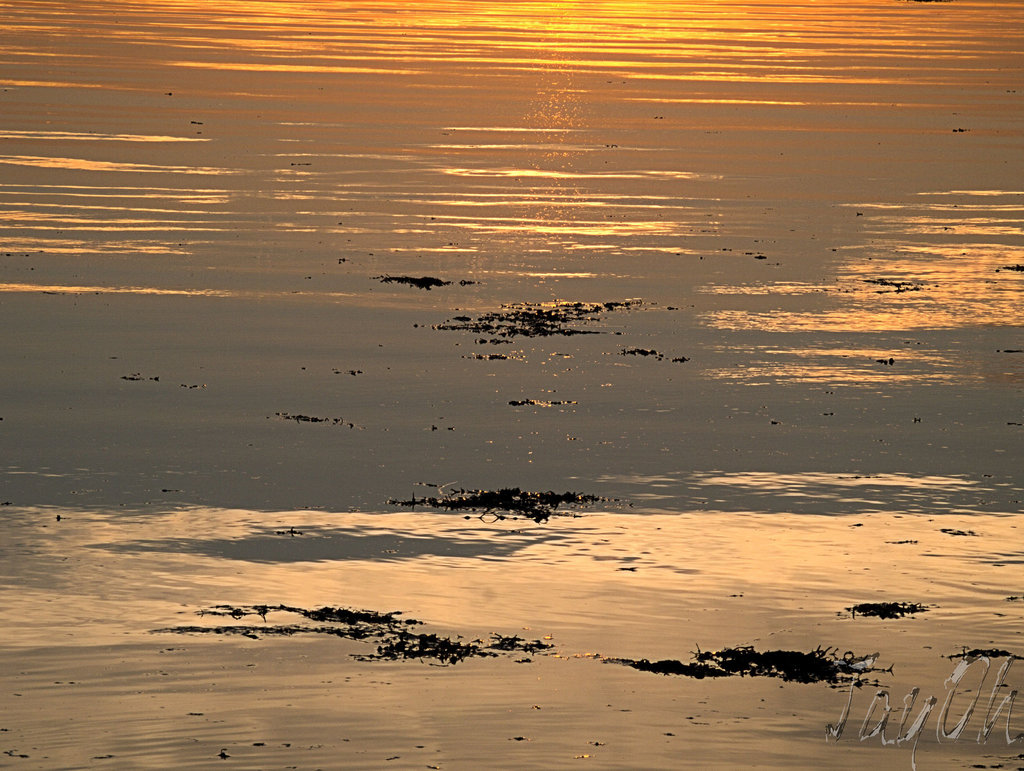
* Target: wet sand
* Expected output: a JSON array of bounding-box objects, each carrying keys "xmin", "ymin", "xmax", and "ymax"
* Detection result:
[{"xmin": 1, "ymin": 1, "xmax": 1022, "ymax": 768}]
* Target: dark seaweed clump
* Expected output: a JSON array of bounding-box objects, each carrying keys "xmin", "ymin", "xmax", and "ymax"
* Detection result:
[
  {"xmin": 374, "ymin": 275, "xmax": 452, "ymax": 290},
  {"xmin": 620, "ymin": 347, "xmax": 689, "ymax": 362},
  {"xmin": 508, "ymin": 399, "xmax": 576, "ymax": 407},
  {"xmin": 610, "ymin": 645, "xmax": 884, "ymax": 686},
  {"xmin": 274, "ymin": 412, "xmax": 356, "ymax": 428},
  {"xmin": 388, "ymin": 486, "xmax": 603, "ymax": 522},
  {"xmin": 997, "ymin": 264, "xmax": 1024, "ymax": 272},
  {"xmin": 156, "ymin": 604, "xmax": 552, "ymax": 665},
  {"xmin": 946, "ymin": 647, "xmax": 1024, "ymax": 661},
  {"xmin": 433, "ymin": 299, "xmax": 641, "ymax": 339},
  {"xmin": 864, "ymin": 278, "xmax": 924, "ymax": 293},
  {"xmin": 847, "ymin": 602, "xmax": 927, "ymax": 619}
]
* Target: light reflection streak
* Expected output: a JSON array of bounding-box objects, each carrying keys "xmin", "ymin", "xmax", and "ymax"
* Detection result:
[
  {"xmin": 168, "ymin": 61, "xmax": 425, "ymax": 75},
  {"xmin": 701, "ymin": 189, "xmax": 1024, "ymax": 333},
  {"xmin": 0, "ymin": 240, "xmax": 194, "ymax": 256},
  {"xmin": 626, "ymin": 97, "xmax": 896, "ymax": 107},
  {"xmin": 2, "ymin": 0, "xmax": 1021, "ymax": 283},
  {"xmin": 443, "ymin": 127, "xmax": 584, "ymax": 133},
  {"xmin": 0, "ymin": 283, "xmax": 359, "ymax": 299},
  {"xmin": 0, "ymin": 79, "xmax": 113, "ymax": 89},
  {"xmin": 702, "ymin": 346, "xmax": 957, "ymax": 386},
  {"xmin": 439, "ymin": 167, "xmax": 709, "ymax": 180},
  {"xmin": 598, "ymin": 470, "xmax": 1023, "ymax": 516},
  {"xmin": 0, "ymin": 131, "xmax": 208, "ymax": 143},
  {"xmin": 0, "ymin": 156, "xmax": 243, "ymax": 175},
  {"xmin": 418, "ymin": 214, "xmax": 685, "ymax": 238},
  {"xmin": 5, "ymin": 0, "xmax": 1020, "ymax": 94},
  {"xmin": 0, "ymin": 283, "xmax": 234, "ymax": 297}
]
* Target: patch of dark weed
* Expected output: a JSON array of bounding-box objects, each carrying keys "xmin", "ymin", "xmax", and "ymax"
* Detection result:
[
  {"xmin": 156, "ymin": 604, "xmax": 552, "ymax": 665},
  {"xmin": 610, "ymin": 646, "xmax": 885, "ymax": 686},
  {"xmin": 388, "ymin": 485, "xmax": 604, "ymax": 522},
  {"xmin": 374, "ymin": 275, "xmax": 451, "ymax": 290},
  {"xmin": 847, "ymin": 602, "xmax": 927, "ymax": 619},
  {"xmin": 864, "ymin": 278, "xmax": 925, "ymax": 293},
  {"xmin": 946, "ymin": 647, "xmax": 1024, "ymax": 661},
  {"xmin": 433, "ymin": 299, "xmax": 641, "ymax": 339}
]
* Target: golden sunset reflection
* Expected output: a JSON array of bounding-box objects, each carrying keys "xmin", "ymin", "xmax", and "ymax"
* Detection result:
[
  {"xmin": 20, "ymin": 0, "xmax": 1004, "ymax": 89},
  {"xmin": 0, "ymin": 155, "xmax": 240, "ymax": 175},
  {"xmin": 2, "ymin": 2, "xmax": 1023, "ymax": 766},
  {"xmin": 702, "ymin": 302, "xmax": 1022, "ymax": 334},
  {"xmin": 0, "ymin": 131, "xmax": 208, "ymax": 143},
  {"xmin": 702, "ymin": 188, "xmax": 1024, "ymax": 333},
  {"xmin": 5, "ymin": 0, "xmax": 1016, "ymax": 265},
  {"xmin": 0, "ymin": 283, "xmax": 364, "ymax": 300},
  {"xmin": 702, "ymin": 345, "xmax": 959, "ymax": 386},
  {"xmin": 0, "ymin": 283, "xmax": 234, "ymax": 297}
]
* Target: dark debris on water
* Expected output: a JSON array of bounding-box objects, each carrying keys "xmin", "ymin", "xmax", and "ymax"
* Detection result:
[
  {"xmin": 508, "ymin": 399, "xmax": 577, "ymax": 407},
  {"xmin": 157, "ymin": 606, "xmax": 900, "ymax": 688},
  {"xmin": 864, "ymin": 278, "xmax": 925, "ymax": 294},
  {"xmin": 273, "ymin": 412, "xmax": 357, "ymax": 428},
  {"xmin": 946, "ymin": 647, "xmax": 1024, "ymax": 661},
  {"xmin": 433, "ymin": 299, "xmax": 641, "ymax": 339},
  {"xmin": 846, "ymin": 602, "xmax": 927, "ymax": 619},
  {"xmin": 620, "ymin": 347, "xmax": 689, "ymax": 362},
  {"xmin": 156, "ymin": 604, "xmax": 553, "ymax": 666},
  {"xmin": 373, "ymin": 275, "xmax": 464, "ymax": 290},
  {"xmin": 387, "ymin": 485, "xmax": 604, "ymax": 522},
  {"xmin": 609, "ymin": 645, "xmax": 885, "ymax": 686}
]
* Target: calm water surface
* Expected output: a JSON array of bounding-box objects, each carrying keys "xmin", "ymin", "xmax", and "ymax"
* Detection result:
[{"xmin": 1, "ymin": 1, "xmax": 1022, "ymax": 768}]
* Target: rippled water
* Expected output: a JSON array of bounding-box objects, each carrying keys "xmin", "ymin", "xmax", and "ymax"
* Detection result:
[{"xmin": 1, "ymin": 1, "xmax": 1022, "ymax": 768}]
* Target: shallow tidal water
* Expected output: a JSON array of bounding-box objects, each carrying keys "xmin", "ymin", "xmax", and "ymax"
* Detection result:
[{"xmin": 1, "ymin": 1, "xmax": 1022, "ymax": 768}]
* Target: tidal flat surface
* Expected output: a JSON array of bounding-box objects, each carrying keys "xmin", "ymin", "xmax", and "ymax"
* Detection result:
[{"xmin": 1, "ymin": 1, "xmax": 1022, "ymax": 768}]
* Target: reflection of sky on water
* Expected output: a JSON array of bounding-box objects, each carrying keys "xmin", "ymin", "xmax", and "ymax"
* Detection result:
[
  {"xmin": 700, "ymin": 189, "xmax": 1024, "ymax": 334},
  {"xmin": 1, "ymin": 4, "xmax": 1022, "ymax": 767},
  {"xmin": 95, "ymin": 526, "xmax": 562, "ymax": 564},
  {"xmin": 4, "ymin": 0, "xmax": 1021, "ymax": 274},
  {"xmin": 602, "ymin": 470, "xmax": 1023, "ymax": 516},
  {"xmin": 701, "ymin": 344, "xmax": 959, "ymax": 386}
]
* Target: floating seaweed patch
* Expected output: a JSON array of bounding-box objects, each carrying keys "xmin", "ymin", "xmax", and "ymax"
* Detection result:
[
  {"xmin": 846, "ymin": 602, "xmax": 927, "ymax": 619},
  {"xmin": 864, "ymin": 278, "xmax": 925, "ymax": 293},
  {"xmin": 508, "ymin": 399, "xmax": 577, "ymax": 407},
  {"xmin": 946, "ymin": 647, "xmax": 1024, "ymax": 661},
  {"xmin": 622, "ymin": 347, "xmax": 663, "ymax": 359},
  {"xmin": 608, "ymin": 645, "xmax": 886, "ymax": 686},
  {"xmin": 433, "ymin": 299, "xmax": 641, "ymax": 339},
  {"xmin": 940, "ymin": 527, "xmax": 978, "ymax": 537},
  {"xmin": 620, "ymin": 347, "xmax": 689, "ymax": 363},
  {"xmin": 388, "ymin": 485, "xmax": 604, "ymax": 522},
  {"xmin": 155, "ymin": 604, "xmax": 552, "ymax": 666},
  {"xmin": 997, "ymin": 264, "xmax": 1024, "ymax": 273},
  {"xmin": 373, "ymin": 275, "xmax": 452, "ymax": 290},
  {"xmin": 273, "ymin": 412, "xmax": 356, "ymax": 428}
]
